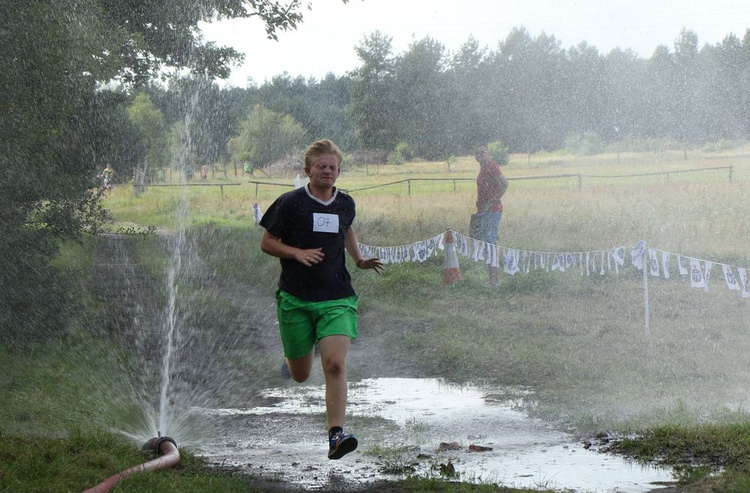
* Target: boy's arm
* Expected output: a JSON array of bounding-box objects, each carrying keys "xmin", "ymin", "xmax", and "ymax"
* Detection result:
[
  {"xmin": 261, "ymin": 230, "xmax": 323, "ymax": 267},
  {"xmin": 345, "ymin": 227, "xmax": 383, "ymax": 274}
]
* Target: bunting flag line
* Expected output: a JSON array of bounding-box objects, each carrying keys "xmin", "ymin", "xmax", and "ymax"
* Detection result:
[{"xmin": 358, "ymin": 231, "xmax": 749, "ymax": 299}]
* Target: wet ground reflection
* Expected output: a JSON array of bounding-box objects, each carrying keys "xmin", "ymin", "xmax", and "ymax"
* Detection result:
[{"xmin": 196, "ymin": 377, "xmax": 672, "ymax": 492}]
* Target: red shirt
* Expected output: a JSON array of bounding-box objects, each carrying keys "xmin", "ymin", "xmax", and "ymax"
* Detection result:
[{"xmin": 476, "ymin": 161, "xmax": 506, "ymax": 213}]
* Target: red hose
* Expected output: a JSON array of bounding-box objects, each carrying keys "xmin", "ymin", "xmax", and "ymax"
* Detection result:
[{"xmin": 81, "ymin": 438, "xmax": 180, "ymax": 493}]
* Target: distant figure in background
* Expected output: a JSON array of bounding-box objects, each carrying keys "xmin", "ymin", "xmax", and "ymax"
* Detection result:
[
  {"xmin": 475, "ymin": 144, "xmax": 508, "ymax": 287},
  {"xmin": 184, "ymin": 164, "xmax": 194, "ymax": 181},
  {"xmin": 201, "ymin": 164, "xmax": 208, "ymax": 181},
  {"xmin": 259, "ymin": 139, "xmax": 383, "ymax": 461},
  {"xmin": 252, "ymin": 203, "xmax": 263, "ymax": 226},
  {"xmin": 102, "ymin": 163, "xmax": 114, "ymax": 190}
]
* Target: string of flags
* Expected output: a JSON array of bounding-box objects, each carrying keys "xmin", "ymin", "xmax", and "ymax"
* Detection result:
[{"xmin": 358, "ymin": 232, "xmax": 750, "ymax": 299}]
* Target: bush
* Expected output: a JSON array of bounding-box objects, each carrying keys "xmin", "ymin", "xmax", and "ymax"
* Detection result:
[
  {"xmin": 564, "ymin": 131, "xmax": 604, "ymax": 155},
  {"xmin": 387, "ymin": 142, "xmax": 416, "ymax": 165},
  {"xmin": 488, "ymin": 141, "xmax": 510, "ymax": 165}
]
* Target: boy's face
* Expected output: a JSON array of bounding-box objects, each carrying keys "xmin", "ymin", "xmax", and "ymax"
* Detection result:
[{"xmin": 305, "ymin": 153, "xmax": 341, "ymax": 188}]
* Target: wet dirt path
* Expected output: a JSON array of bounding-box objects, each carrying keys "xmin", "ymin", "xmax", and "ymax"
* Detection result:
[{"xmin": 93, "ymin": 234, "xmax": 675, "ymax": 492}]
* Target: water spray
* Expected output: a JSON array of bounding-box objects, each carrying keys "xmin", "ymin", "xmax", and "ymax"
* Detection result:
[{"xmin": 81, "ymin": 432, "xmax": 180, "ymax": 493}]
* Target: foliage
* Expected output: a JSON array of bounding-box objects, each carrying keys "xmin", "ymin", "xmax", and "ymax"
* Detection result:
[
  {"xmin": 96, "ymin": 0, "xmax": 339, "ymax": 83},
  {"xmin": 253, "ymin": 26, "xmax": 750, "ymax": 157},
  {"xmin": 228, "ymin": 104, "xmax": 308, "ymax": 172},
  {"xmin": 387, "ymin": 142, "xmax": 417, "ymax": 164},
  {"xmin": 128, "ymin": 92, "xmax": 170, "ymax": 171},
  {"xmin": 0, "ymin": 1, "xmax": 117, "ymax": 340},
  {"xmin": 350, "ymin": 31, "xmax": 400, "ymax": 150},
  {"xmin": 1, "ymin": 0, "xmax": 333, "ymax": 338},
  {"xmin": 487, "ymin": 141, "xmax": 510, "ymax": 165},
  {"xmin": 564, "ymin": 132, "xmax": 604, "ymax": 156}
]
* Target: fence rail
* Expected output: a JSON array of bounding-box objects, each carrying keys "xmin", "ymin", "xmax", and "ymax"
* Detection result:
[
  {"xmin": 248, "ymin": 166, "xmax": 733, "ymax": 197},
  {"xmin": 142, "ymin": 182, "xmax": 242, "ymax": 199}
]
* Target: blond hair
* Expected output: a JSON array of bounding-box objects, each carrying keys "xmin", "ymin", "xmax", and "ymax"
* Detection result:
[{"xmin": 304, "ymin": 139, "xmax": 343, "ymax": 168}]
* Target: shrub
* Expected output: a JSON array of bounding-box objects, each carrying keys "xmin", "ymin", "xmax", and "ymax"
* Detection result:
[
  {"xmin": 488, "ymin": 141, "xmax": 510, "ymax": 165},
  {"xmin": 564, "ymin": 131, "xmax": 604, "ymax": 156},
  {"xmin": 387, "ymin": 142, "xmax": 416, "ymax": 165}
]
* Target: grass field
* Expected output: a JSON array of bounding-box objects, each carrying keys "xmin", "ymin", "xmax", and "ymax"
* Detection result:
[
  {"xmin": 103, "ymin": 146, "xmax": 750, "ymax": 428},
  {"xmin": 3, "ymin": 146, "xmax": 750, "ymax": 492}
]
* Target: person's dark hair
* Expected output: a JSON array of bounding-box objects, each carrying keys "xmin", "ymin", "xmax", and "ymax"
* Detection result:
[{"xmin": 305, "ymin": 139, "xmax": 343, "ymax": 168}]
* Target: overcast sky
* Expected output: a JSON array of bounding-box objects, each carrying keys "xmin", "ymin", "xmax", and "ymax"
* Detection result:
[{"xmin": 199, "ymin": 0, "xmax": 749, "ymax": 87}]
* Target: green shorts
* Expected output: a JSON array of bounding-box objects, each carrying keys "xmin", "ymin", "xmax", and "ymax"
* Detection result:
[{"xmin": 276, "ymin": 290, "xmax": 359, "ymax": 360}]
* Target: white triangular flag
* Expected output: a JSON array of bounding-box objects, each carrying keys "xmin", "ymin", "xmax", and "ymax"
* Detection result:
[
  {"xmin": 477, "ymin": 240, "xmax": 486, "ymax": 261},
  {"xmin": 382, "ymin": 247, "xmax": 391, "ymax": 264},
  {"xmin": 677, "ymin": 255, "xmax": 688, "ymax": 275},
  {"xmin": 703, "ymin": 261, "xmax": 713, "ymax": 292},
  {"xmin": 491, "ymin": 245, "xmax": 500, "ymax": 268},
  {"xmin": 613, "ymin": 247, "xmax": 626, "ymax": 266},
  {"xmin": 648, "ymin": 249, "xmax": 660, "ymax": 277},
  {"xmin": 460, "ymin": 234, "xmax": 470, "ymax": 257},
  {"xmin": 427, "ymin": 237, "xmax": 437, "ymax": 257},
  {"xmin": 723, "ymin": 264, "xmax": 740, "ymax": 291},
  {"xmin": 737, "ymin": 267, "xmax": 750, "ymax": 298},
  {"xmin": 551, "ymin": 254, "xmax": 561, "ymax": 271},
  {"xmin": 689, "ymin": 258, "xmax": 705, "ymax": 288},
  {"xmin": 504, "ymin": 249, "xmax": 519, "ymax": 275},
  {"xmin": 661, "ymin": 252, "xmax": 670, "ymax": 279},
  {"xmin": 631, "ymin": 241, "xmax": 646, "ymax": 270},
  {"xmin": 414, "ymin": 242, "xmax": 427, "ymax": 263}
]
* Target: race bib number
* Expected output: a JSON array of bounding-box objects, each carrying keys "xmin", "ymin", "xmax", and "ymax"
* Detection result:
[{"xmin": 313, "ymin": 213, "xmax": 339, "ymax": 233}]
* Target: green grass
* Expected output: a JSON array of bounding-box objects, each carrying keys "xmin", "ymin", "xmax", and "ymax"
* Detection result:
[{"xmin": 2, "ymin": 146, "xmax": 750, "ymax": 492}]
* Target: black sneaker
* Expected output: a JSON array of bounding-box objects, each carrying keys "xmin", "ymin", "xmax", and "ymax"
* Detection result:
[{"xmin": 328, "ymin": 431, "xmax": 358, "ymax": 460}]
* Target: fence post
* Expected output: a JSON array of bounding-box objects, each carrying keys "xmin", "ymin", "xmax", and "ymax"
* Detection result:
[
  {"xmin": 729, "ymin": 166, "xmax": 733, "ymax": 183},
  {"xmin": 643, "ymin": 244, "xmax": 650, "ymax": 336},
  {"xmin": 577, "ymin": 174, "xmax": 582, "ymax": 189}
]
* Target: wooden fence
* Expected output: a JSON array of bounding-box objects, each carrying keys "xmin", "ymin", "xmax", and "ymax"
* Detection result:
[{"xmin": 248, "ymin": 166, "xmax": 734, "ymax": 197}]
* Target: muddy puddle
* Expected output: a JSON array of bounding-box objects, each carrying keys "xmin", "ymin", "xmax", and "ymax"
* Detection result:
[{"xmin": 194, "ymin": 378, "xmax": 672, "ymax": 492}]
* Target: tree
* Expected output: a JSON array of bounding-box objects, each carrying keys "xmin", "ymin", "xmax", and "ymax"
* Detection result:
[
  {"xmin": 602, "ymin": 48, "xmax": 647, "ymax": 145},
  {"xmin": 445, "ymin": 36, "xmax": 493, "ymax": 154},
  {"xmin": 562, "ymin": 42, "xmax": 606, "ymax": 138},
  {"xmin": 128, "ymin": 92, "xmax": 169, "ymax": 178},
  {"xmin": 393, "ymin": 36, "xmax": 450, "ymax": 160},
  {"xmin": 96, "ymin": 0, "xmax": 350, "ymax": 83},
  {"xmin": 228, "ymin": 104, "xmax": 308, "ymax": 172},
  {"xmin": 0, "ymin": 0, "xmax": 350, "ymax": 340},
  {"xmin": 673, "ymin": 29, "xmax": 701, "ymax": 156},
  {"xmin": 349, "ymin": 31, "xmax": 400, "ymax": 151}
]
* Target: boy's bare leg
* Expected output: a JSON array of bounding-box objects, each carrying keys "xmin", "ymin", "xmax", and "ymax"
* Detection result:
[{"xmin": 318, "ymin": 335, "xmax": 350, "ymax": 429}]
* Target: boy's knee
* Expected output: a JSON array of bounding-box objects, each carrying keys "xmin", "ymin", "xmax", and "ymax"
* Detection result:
[{"xmin": 322, "ymin": 357, "xmax": 346, "ymax": 377}]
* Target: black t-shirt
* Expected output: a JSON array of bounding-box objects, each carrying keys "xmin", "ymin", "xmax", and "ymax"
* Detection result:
[{"xmin": 259, "ymin": 186, "xmax": 356, "ymax": 301}]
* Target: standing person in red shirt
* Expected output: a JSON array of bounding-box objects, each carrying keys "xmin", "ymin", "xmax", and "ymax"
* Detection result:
[{"xmin": 475, "ymin": 144, "xmax": 509, "ymax": 287}]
